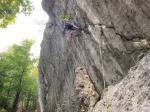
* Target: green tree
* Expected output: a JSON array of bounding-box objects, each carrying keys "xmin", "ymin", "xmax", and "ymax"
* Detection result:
[
  {"xmin": 0, "ymin": 40, "xmax": 38, "ymax": 112},
  {"xmin": 0, "ymin": 0, "xmax": 33, "ymax": 28}
]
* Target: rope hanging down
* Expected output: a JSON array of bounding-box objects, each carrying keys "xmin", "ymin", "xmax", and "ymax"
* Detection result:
[
  {"xmin": 64, "ymin": 0, "xmax": 69, "ymax": 15},
  {"xmin": 99, "ymin": 28, "xmax": 109, "ymax": 112}
]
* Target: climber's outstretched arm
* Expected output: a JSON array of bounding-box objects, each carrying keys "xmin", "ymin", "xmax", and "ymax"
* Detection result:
[{"xmin": 72, "ymin": 24, "xmax": 79, "ymax": 29}]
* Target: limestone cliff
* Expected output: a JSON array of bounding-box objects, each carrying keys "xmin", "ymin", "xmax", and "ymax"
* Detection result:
[{"xmin": 38, "ymin": 0, "xmax": 150, "ymax": 112}]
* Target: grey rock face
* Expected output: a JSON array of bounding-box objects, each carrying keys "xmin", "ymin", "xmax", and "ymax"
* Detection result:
[
  {"xmin": 93, "ymin": 51, "xmax": 150, "ymax": 112},
  {"xmin": 38, "ymin": 0, "xmax": 150, "ymax": 111}
]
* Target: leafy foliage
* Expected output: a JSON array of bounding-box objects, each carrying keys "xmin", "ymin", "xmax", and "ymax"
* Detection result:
[
  {"xmin": 0, "ymin": 40, "xmax": 38, "ymax": 112},
  {"xmin": 0, "ymin": 0, "xmax": 33, "ymax": 28},
  {"xmin": 59, "ymin": 14, "xmax": 71, "ymax": 20}
]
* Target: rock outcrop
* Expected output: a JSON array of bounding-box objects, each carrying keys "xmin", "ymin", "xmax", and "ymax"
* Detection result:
[
  {"xmin": 38, "ymin": 0, "xmax": 150, "ymax": 112},
  {"xmin": 74, "ymin": 67, "xmax": 99, "ymax": 112},
  {"xmin": 93, "ymin": 51, "xmax": 150, "ymax": 112}
]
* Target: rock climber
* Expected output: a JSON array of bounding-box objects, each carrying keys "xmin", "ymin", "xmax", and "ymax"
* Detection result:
[
  {"xmin": 62, "ymin": 18, "xmax": 81, "ymax": 36},
  {"xmin": 61, "ymin": 15, "xmax": 90, "ymax": 38}
]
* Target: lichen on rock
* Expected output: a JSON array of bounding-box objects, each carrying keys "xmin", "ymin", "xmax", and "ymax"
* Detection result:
[{"xmin": 74, "ymin": 66, "xmax": 99, "ymax": 112}]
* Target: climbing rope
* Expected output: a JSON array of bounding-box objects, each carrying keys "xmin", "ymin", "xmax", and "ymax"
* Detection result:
[
  {"xmin": 64, "ymin": 0, "xmax": 69, "ymax": 15},
  {"xmin": 99, "ymin": 27, "xmax": 109, "ymax": 112}
]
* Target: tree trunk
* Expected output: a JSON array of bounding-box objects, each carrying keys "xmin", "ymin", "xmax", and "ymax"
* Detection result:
[
  {"xmin": 12, "ymin": 70, "xmax": 24, "ymax": 112},
  {"xmin": 12, "ymin": 88, "xmax": 21, "ymax": 112}
]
